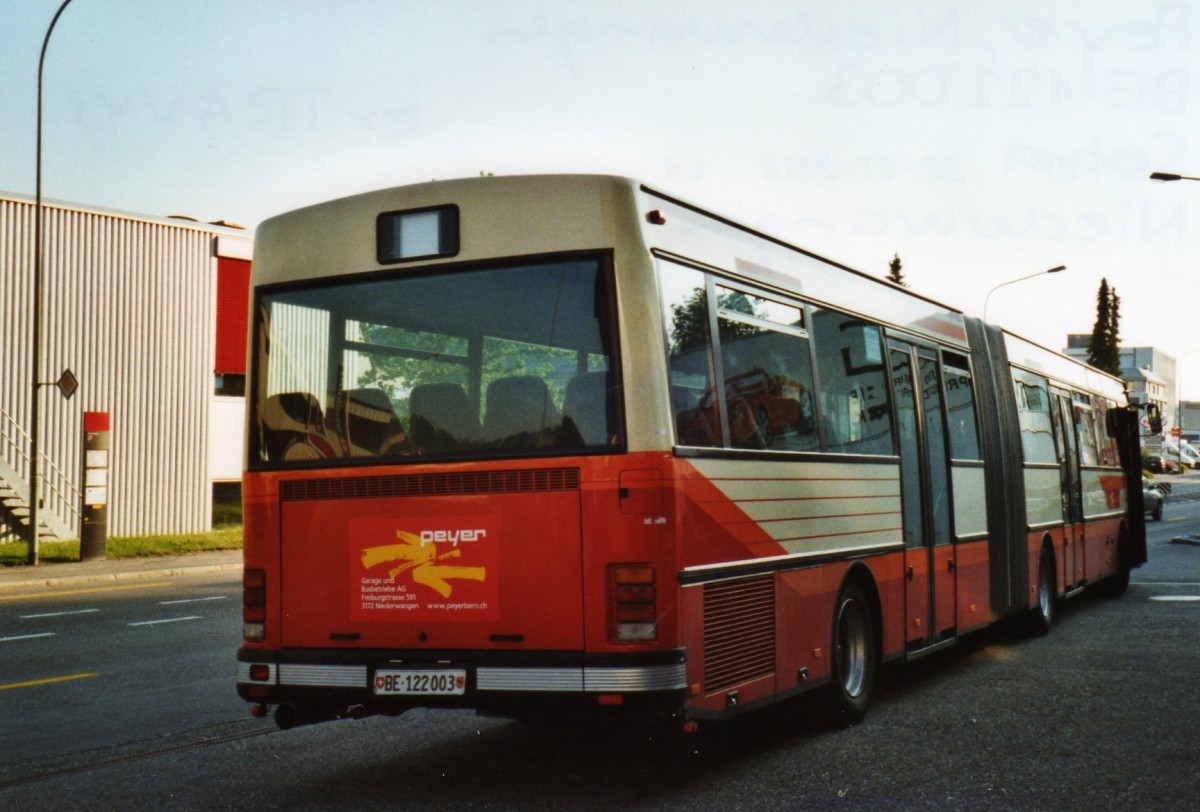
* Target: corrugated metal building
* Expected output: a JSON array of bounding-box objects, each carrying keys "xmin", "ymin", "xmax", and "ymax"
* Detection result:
[{"xmin": 0, "ymin": 192, "xmax": 252, "ymax": 543}]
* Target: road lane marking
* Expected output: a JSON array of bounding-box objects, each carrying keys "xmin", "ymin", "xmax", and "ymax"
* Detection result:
[
  {"xmin": 127, "ymin": 615, "xmax": 203, "ymax": 627},
  {"xmin": 0, "ymin": 581, "xmax": 174, "ymax": 601},
  {"xmin": 0, "ymin": 632, "xmax": 56, "ymax": 643},
  {"xmin": 0, "ymin": 673, "xmax": 98, "ymax": 691},
  {"xmin": 20, "ymin": 608, "xmax": 101, "ymax": 619},
  {"xmin": 158, "ymin": 596, "xmax": 229, "ymax": 605},
  {"xmin": 1149, "ymin": 595, "xmax": 1200, "ymax": 602}
]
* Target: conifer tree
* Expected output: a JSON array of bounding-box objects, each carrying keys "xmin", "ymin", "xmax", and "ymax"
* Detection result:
[
  {"xmin": 1087, "ymin": 278, "xmax": 1122, "ymax": 376},
  {"xmin": 886, "ymin": 253, "xmax": 907, "ymax": 287}
]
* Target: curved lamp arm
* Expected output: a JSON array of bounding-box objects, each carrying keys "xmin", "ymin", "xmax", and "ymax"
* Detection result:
[{"xmin": 983, "ymin": 265, "xmax": 1066, "ymax": 323}]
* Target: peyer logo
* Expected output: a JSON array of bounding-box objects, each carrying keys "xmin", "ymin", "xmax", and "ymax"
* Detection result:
[{"xmin": 419, "ymin": 528, "xmax": 487, "ymax": 547}]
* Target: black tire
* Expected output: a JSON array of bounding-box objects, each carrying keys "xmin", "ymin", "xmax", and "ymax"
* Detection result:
[
  {"xmin": 1025, "ymin": 550, "xmax": 1055, "ymax": 637},
  {"xmin": 828, "ymin": 582, "xmax": 878, "ymax": 726},
  {"xmin": 1100, "ymin": 567, "xmax": 1131, "ymax": 598}
]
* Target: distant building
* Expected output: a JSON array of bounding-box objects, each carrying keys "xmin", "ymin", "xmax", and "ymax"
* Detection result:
[
  {"xmin": 0, "ymin": 192, "xmax": 251, "ymax": 543},
  {"xmin": 1123, "ymin": 366, "xmax": 1169, "ymax": 419},
  {"xmin": 1064, "ymin": 335, "xmax": 1186, "ymax": 442},
  {"xmin": 1180, "ymin": 402, "xmax": 1200, "ymax": 444}
]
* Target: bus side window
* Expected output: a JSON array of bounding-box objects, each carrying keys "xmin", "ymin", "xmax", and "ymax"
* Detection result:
[
  {"xmin": 1095, "ymin": 400, "xmax": 1120, "ymax": 466},
  {"xmin": 943, "ymin": 353, "xmax": 981, "ymax": 461},
  {"xmin": 1075, "ymin": 400, "xmax": 1099, "ymax": 466},
  {"xmin": 714, "ymin": 287, "xmax": 818, "ymax": 452},
  {"xmin": 810, "ymin": 308, "xmax": 893, "ymax": 456},
  {"xmin": 1012, "ymin": 370, "xmax": 1057, "ymax": 464},
  {"xmin": 659, "ymin": 262, "xmax": 719, "ymax": 448}
]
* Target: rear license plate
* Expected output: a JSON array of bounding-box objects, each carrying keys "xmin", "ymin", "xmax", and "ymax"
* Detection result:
[{"xmin": 373, "ymin": 669, "xmax": 467, "ymax": 696}]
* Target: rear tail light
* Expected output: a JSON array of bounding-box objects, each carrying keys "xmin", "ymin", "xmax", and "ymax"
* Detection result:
[
  {"xmin": 243, "ymin": 568, "xmax": 266, "ymax": 642},
  {"xmin": 610, "ymin": 564, "xmax": 657, "ymax": 642}
]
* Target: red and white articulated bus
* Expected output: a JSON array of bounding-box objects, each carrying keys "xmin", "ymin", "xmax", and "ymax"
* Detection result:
[{"xmin": 237, "ymin": 175, "xmax": 1147, "ymax": 731}]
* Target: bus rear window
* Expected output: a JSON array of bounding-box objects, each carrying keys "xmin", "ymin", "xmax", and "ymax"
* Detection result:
[{"xmin": 250, "ymin": 257, "xmax": 620, "ymax": 466}]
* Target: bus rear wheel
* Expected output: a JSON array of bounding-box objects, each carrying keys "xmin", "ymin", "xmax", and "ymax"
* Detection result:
[
  {"xmin": 1025, "ymin": 549, "xmax": 1055, "ymax": 637},
  {"xmin": 828, "ymin": 582, "xmax": 877, "ymax": 726},
  {"xmin": 1099, "ymin": 566, "xmax": 1131, "ymax": 598}
]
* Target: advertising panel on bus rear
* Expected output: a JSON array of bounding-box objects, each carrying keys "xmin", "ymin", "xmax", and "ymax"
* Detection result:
[
  {"xmin": 278, "ymin": 488, "xmax": 584, "ymax": 651},
  {"xmin": 351, "ymin": 515, "xmax": 500, "ymax": 622}
]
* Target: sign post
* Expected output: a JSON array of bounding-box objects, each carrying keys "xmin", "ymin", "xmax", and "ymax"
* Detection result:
[{"xmin": 80, "ymin": 411, "xmax": 109, "ymax": 561}]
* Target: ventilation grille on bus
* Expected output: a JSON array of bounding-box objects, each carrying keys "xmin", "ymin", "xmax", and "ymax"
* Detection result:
[
  {"xmin": 702, "ymin": 574, "xmax": 776, "ymax": 695},
  {"xmin": 280, "ymin": 468, "xmax": 581, "ymax": 502}
]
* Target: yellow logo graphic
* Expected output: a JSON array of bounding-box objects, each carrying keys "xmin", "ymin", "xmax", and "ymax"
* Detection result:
[{"xmin": 361, "ymin": 530, "xmax": 486, "ymax": 598}]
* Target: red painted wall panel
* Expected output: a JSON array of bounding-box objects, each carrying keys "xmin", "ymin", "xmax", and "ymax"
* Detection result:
[{"xmin": 215, "ymin": 257, "xmax": 251, "ymax": 375}]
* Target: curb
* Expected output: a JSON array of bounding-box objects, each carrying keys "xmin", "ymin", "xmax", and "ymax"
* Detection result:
[{"xmin": 0, "ymin": 552, "xmax": 243, "ymax": 592}]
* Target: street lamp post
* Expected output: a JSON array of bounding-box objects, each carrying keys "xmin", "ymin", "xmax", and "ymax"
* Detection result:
[
  {"xmin": 1174, "ymin": 349, "xmax": 1200, "ymax": 454},
  {"xmin": 1150, "ymin": 172, "xmax": 1200, "ymax": 455},
  {"xmin": 983, "ymin": 264, "xmax": 1067, "ymax": 323},
  {"xmin": 29, "ymin": 0, "xmax": 76, "ymax": 565},
  {"xmin": 1150, "ymin": 172, "xmax": 1200, "ymax": 183}
]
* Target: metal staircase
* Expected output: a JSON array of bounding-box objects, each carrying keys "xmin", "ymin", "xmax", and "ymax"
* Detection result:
[{"xmin": 0, "ymin": 407, "xmax": 78, "ymax": 543}]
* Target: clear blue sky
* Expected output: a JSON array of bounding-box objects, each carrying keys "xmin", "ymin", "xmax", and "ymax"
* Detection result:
[{"xmin": 3, "ymin": 1, "xmax": 1198, "ymax": 390}]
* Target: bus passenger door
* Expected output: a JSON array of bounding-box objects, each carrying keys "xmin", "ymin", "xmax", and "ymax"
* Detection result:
[
  {"xmin": 890, "ymin": 341, "xmax": 956, "ymax": 652},
  {"xmin": 1052, "ymin": 389, "xmax": 1084, "ymax": 590}
]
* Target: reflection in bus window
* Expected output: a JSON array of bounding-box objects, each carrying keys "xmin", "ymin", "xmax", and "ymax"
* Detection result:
[
  {"xmin": 1013, "ymin": 370, "xmax": 1057, "ymax": 464},
  {"xmin": 660, "ymin": 262, "xmax": 719, "ymax": 448},
  {"xmin": 810, "ymin": 308, "xmax": 894, "ymax": 456},
  {"xmin": 920, "ymin": 353, "xmax": 951, "ymax": 545},
  {"xmin": 1094, "ymin": 399, "xmax": 1121, "ymax": 466},
  {"xmin": 1074, "ymin": 394, "xmax": 1100, "ymax": 466},
  {"xmin": 251, "ymin": 257, "xmax": 620, "ymax": 466},
  {"xmin": 660, "ymin": 263, "xmax": 819, "ymax": 452},
  {"xmin": 714, "ymin": 286, "xmax": 817, "ymax": 451},
  {"xmin": 943, "ymin": 352, "xmax": 981, "ymax": 461}
]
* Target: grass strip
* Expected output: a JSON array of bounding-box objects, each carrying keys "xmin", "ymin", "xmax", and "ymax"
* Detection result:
[{"xmin": 0, "ymin": 525, "xmax": 242, "ymax": 566}]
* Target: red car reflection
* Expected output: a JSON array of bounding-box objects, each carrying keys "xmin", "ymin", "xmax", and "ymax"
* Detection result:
[{"xmin": 677, "ymin": 368, "xmax": 809, "ymax": 448}]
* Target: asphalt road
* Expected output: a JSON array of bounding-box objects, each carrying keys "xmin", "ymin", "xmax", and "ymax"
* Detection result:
[
  {"xmin": 1, "ymin": 496, "xmax": 1198, "ymax": 810},
  {"xmin": 0, "ymin": 572, "xmax": 260, "ymax": 774}
]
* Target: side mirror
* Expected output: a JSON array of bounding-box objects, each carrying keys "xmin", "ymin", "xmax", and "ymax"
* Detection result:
[
  {"xmin": 1146, "ymin": 404, "xmax": 1163, "ymax": 435},
  {"xmin": 1105, "ymin": 409, "xmax": 1121, "ymax": 437}
]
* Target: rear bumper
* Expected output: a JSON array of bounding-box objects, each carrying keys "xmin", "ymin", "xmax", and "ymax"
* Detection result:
[{"xmin": 237, "ymin": 646, "xmax": 688, "ymax": 717}]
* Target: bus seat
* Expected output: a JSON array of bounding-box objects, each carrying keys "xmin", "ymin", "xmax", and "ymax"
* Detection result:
[
  {"xmin": 409, "ymin": 383, "xmax": 481, "ymax": 452},
  {"xmin": 563, "ymin": 371, "xmax": 612, "ymax": 446},
  {"xmin": 343, "ymin": 387, "xmax": 408, "ymax": 457},
  {"xmin": 261, "ymin": 391, "xmax": 323, "ymax": 432},
  {"xmin": 484, "ymin": 375, "xmax": 560, "ymax": 444},
  {"xmin": 259, "ymin": 392, "xmax": 325, "ymax": 461}
]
